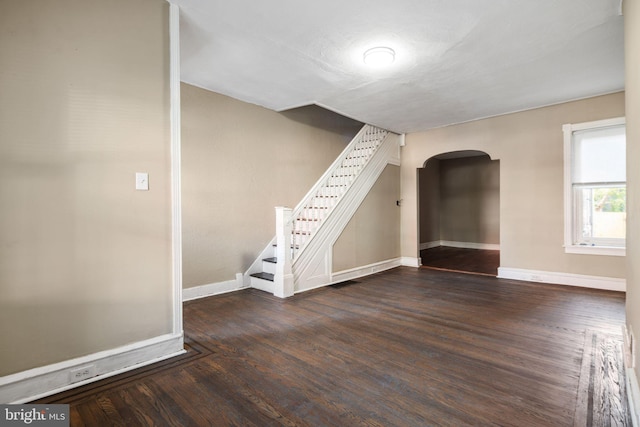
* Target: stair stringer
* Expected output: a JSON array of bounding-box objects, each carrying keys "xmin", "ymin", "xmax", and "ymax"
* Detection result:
[{"xmin": 292, "ymin": 132, "xmax": 401, "ymax": 293}]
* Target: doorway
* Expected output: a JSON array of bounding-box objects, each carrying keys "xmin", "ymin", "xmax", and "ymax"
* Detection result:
[{"xmin": 418, "ymin": 151, "xmax": 500, "ymax": 276}]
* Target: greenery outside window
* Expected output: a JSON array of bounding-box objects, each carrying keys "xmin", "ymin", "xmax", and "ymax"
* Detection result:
[{"xmin": 562, "ymin": 117, "xmax": 626, "ymax": 256}]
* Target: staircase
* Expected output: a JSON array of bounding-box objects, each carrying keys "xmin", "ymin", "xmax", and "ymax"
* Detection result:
[{"xmin": 247, "ymin": 124, "xmax": 400, "ymax": 296}]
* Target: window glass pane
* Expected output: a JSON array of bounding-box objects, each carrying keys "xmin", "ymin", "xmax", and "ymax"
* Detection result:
[
  {"xmin": 573, "ymin": 125, "xmax": 625, "ymax": 183},
  {"xmin": 574, "ymin": 186, "xmax": 626, "ymax": 244}
]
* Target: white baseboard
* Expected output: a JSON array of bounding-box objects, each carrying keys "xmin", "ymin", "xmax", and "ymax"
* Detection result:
[
  {"xmin": 628, "ymin": 368, "xmax": 640, "ymax": 427},
  {"xmin": 497, "ymin": 267, "xmax": 626, "ymax": 292},
  {"xmin": 440, "ymin": 240, "xmax": 500, "ymax": 251},
  {"xmin": 624, "ymin": 325, "xmax": 640, "ymax": 427},
  {"xmin": 183, "ymin": 273, "xmax": 246, "ymax": 301},
  {"xmin": 420, "ymin": 240, "xmax": 500, "ymax": 251},
  {"xmin": 401, "ymin": 257, "xmax": 421, "ymax": 268},
  {"xmin": 331, "ymin": 258, "xmax": 402, "ymax": 284},
  {"xmin": 0, "ymin": 333, "xmax": 185, "ymax": 404},
  {"xmin": 419, "ymin": 241, "xmax": 441, "ymax": 250}
]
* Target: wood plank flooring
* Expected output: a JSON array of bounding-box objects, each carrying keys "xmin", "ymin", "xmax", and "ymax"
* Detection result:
[
  {"xmin": 420, "ymin": 246, "xmax": 500, "ymax": 276},
  {"xmin": 35, "ymin": 267, "xmax": 629, "ymax": 426}
]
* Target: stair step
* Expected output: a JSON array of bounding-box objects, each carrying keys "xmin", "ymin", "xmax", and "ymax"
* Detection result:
[
  {"xmin": 250, "ymin": 272, "xmax": 274, "ymax": 282},
  {"xmin": 262, "ymin": 257, "xmax": 277, "ymax": 274},
  {"xmin": 273, "ymin": 244, "xmax": 301, "ymax": 250}
]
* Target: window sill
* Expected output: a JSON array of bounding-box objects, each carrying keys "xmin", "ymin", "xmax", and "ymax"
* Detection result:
[{"xmin": 564, "ymin": 245, "xmax": 626, "ymax": 257}]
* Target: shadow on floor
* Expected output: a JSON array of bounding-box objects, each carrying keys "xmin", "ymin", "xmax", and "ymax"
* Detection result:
[{"xmin": 420, "ymin": 246, "xmax": 500, "ymax": 276}]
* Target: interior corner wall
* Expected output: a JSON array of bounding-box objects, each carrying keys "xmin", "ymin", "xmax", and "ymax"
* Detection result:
[
  {"xmin": 180, "ymin": 83, "xmax": 362, "ymax": 288},
  {"xmin": 418, "ymin": 159, "xmax": 440, "ymax": 245},
  {"xmin": 625, "ymin": 0, "xmax": 640, "ymax": 383},
  {"xmin": 332, "ymin": 164, "xmax": 401, "ymax": 272},
  {"xmin": 438, "ymin": 156, "xmax": 500, "ymax": 245},
  {"xmin": 0, "ymin": 0, "xmax": 173, "ymax": 377},
  {"xmin": 401, "ymin": 92, "xmax": 626, "ymax": 278}
]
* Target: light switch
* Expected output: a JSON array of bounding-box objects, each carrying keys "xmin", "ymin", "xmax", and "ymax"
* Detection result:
[{"xmin": 135, "ymin": 172, "xmax": 149, "ymax": 191}]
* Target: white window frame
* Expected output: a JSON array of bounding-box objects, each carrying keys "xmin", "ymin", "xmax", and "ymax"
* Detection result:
[{"xmin": 562, "ymin": 117, "xmax": 626, "ymax": 257}]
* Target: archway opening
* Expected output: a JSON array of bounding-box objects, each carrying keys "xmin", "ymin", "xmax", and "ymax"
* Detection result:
[{"xmin": 418, "ymin": 150, "xmax": 500, "ymax": 276}]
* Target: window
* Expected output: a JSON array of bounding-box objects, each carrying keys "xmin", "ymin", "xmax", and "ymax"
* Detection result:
[{"xmin": 563, "ymin": 117, "xmax": 626, "ymax": 256}]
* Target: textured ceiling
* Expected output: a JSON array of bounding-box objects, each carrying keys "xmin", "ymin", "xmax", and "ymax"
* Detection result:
[{"xmin": 174, "ymin": 0, "xmax": 624, "ymax": 133}]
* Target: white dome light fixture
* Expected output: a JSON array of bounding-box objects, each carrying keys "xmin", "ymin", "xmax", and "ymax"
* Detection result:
[{"xmin": 363, "ymin": 46, "xmax": 395, "ymax": 67}]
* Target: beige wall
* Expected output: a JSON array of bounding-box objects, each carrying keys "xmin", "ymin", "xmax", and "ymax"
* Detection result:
[
  {"xmin": 419, "ymin": 159, "xmax": 441, "ymax": 244},
  {"xmin": 625, "ymin": 0, "xmax": 640, "ymax": 380},
  {"xmin": 420, "ymin": 156, "xmax": 499, "ymax": 245},
  {"xmin": 402, "ymin": 92, "xmax": 626, "ymax": 277},
  {"xmin": 0, "ymin": 0, "xmax": 173, "ymax": 376},
  {"xmin": 181, "ymin": 83, "xmax": 362, "ymax": 288},
  {"xmin": 333, "ymin": 165, "xmax": 401, "ymax": 272}
]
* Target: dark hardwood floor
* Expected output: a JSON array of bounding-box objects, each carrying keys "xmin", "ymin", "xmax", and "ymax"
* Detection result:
[
  {"xmin": 36, "ymin": 267, "xmax": 629, "ymax": 426},
  {"xmin": 420, "ymin": 246, "xmax": 500, "ymax": 276}
]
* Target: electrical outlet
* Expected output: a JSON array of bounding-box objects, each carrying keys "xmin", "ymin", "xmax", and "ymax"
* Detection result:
[{"xmin": 69, "ymin": 365, "xmax": 96, "ymax": 383}]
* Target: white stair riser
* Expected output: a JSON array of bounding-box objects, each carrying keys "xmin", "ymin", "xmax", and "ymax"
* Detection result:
[
  {"xmin": 328, "ymin": 176, "xmax": 352, "ymax": 186},
  {"xmin": 263, "ymin": 261, "xmax": 276, "ymax": 275},
  {"xmin": 309, "ymin": 197, "xmax": 335, "ymax": 209},
  {"xmin": 318, "ymin": 187, "xmax": 345, "ymax": 196},
  {"xmin": 250, "ymin": 276, "xmax": 274, "ymax": 293}
]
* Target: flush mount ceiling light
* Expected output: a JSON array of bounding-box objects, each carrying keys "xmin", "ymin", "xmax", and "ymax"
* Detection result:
[{"xmin": 363, "ymin": 46, "xmax": 395, "ymax": 67}]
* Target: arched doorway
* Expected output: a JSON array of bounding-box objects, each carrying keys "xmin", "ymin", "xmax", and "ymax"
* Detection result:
[{"xmin": 417, "ymin": 150, "xmax": 500, "ymax": 276}]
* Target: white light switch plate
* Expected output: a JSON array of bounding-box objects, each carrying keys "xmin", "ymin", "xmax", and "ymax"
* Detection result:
[{"xmin": 135, "ymin": 172, "xmax": 149, "ymax": 190}]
